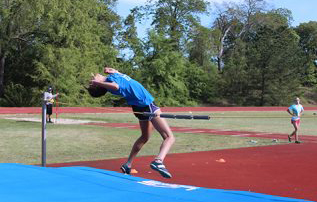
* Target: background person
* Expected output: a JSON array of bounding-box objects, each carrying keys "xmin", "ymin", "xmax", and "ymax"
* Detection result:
[
  {"xmin": 44, "ymin": 86, "xmax": 59, "ymax": 123},
  {"xmin": 87, "ymin": 67, "xmax": 175, "ymax": 178},
  {"xmin": 286, "ymin": 97, "xmax": 304, "ymax": 144}
]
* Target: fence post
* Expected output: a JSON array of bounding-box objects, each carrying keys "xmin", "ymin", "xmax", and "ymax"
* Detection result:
[{"xmin": 41, "ymin": 93, "xmax": 47, "ymax": 167}]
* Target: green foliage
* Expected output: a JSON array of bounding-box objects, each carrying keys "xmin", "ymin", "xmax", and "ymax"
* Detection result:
[
  {"xmin": 139, "ymin": 31, "xmax": 191, "ymax": 106},
  {"xmin": 119, "ymin": 9, "xmax": 144, "ymax": 61},
  {"xmin": 245, "ymin": 22, "xmax": 303, "ymax": 105},
  {"xmin": 0, "ymin": 82, "xmax": 41, "ymax": 107},
  {"xmin": 219, "ymin": 10, "xmax": 306, "ymax": 106},
  {"xmin": 0, "ymin": 0, "xmax": 46, "ymax": 96},
  {"xmin": 1, "ymin": 0, "xmax": 120, "ymax": 106},
  {"xmin": 184, "ymin": 62, "xmax": 219, "ymax": 104},
  {"xmin": 295, "ymin": 22, "xmax": 317, "ymax": 86},
  {"xmin": 222, "ymin": 39, "xmax": 250, "ymax": 105},
  {"xmin": 1, "ymin": 0, "xmax": 316, "ymax": 107},
  {"xmin": 188, "ymin": 26, "xmax": 217, "ymax": 72},
  {"xmin": 296, "ymin": 22, "xmax": 317, "ymax": 55},
  {"xmin": 138, "ymin": 0, "xmax": 209, "ymax": 51}
]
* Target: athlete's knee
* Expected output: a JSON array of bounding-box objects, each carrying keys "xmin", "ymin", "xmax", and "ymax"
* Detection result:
[
  {"xmin": 164, "ymin": 133, "xmax": 175, "ymax": 144},
  {"xmin": 170, "ymin": 135, "xmax": 175, "ymax": 144},
  {"xmin": 139, "ymin": 134, "xmax": 150, "ymax": 143}
]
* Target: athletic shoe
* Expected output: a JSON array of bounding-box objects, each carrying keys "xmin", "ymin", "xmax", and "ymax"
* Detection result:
[
  {"xmin": 295, "ymin": 141, "xmax": 301, "ymax": 144},
  {"xmin": 150, "ymin": 161, "xmax": 172, "ymax": 178},
  {"xmin": 288, "ymin": 135, "xmax": 291, "ymax": 142},
  {"xmin": 120, "ymin": 164, "xmax": 131, "ymax": 174}
]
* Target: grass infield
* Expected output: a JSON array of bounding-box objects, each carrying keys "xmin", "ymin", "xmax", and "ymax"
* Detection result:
[{"xmin": 0, "ymin": 110, "xmax": 316, "ymax": 165}]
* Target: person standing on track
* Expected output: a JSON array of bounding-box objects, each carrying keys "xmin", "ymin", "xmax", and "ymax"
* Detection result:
[
  {"xmin": 88, "ymin": 66, "xmax": 175, "ymax": 178},
  {"xmin": 287, "ymin": 97, "xmax": 304, "ymax": 144},
  {"xmin": 44, "ymin": 86, "xmax": 59, "ymax": 123}
]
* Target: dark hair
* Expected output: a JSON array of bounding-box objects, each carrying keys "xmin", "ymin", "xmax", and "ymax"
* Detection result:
[{"xmin": 86, "ymin": 85, "xmax": 107, "ymax": 98}]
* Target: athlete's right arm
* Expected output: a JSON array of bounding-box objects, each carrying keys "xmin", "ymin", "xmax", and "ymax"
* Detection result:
[{"xmin": 286, "ymin": 108, "xmax": 293, "ymax": 116}]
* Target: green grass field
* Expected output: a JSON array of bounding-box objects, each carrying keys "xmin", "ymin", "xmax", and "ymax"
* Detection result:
[{"xmin": 0, "ymin": 110, "xmax": 316, "ymax": 165}]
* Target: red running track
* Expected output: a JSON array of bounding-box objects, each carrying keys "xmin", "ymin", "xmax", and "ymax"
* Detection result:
[
  {"xmin": 1, "ymin": 106, "xmax": 317, "ymax": 114},
  {"xmin": 49, "ymin": 143, "xmax": 317, "ymax": 201}
]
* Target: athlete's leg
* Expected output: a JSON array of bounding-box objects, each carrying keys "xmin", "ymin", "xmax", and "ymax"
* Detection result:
[
  {"xmin": 294, "ymin": 120, "xmax": 300, "ymax": 142},
  {"xmin": 125, "ymin": 120, "xmax": 154, "ymax": 167},
  {"xmin": 290, "ymin": 120, "xmax": 299, "ymax": 142},
  {"xmin": 150, "ymin": 109, "xmax": 175, "ymax": 162},
  {"xmin": 148, "ymin": 110, "xmax": 175, "ymax": 178}
]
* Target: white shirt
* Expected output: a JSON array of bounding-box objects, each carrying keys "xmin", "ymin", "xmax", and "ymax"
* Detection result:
[{"xmin": 44, "ymin": 92, "xmax": 57, "ymax": 105}]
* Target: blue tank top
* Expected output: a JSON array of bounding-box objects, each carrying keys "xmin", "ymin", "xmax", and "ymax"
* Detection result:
[{"xmin": 106, "ymin": 73, "xmax": 154, "ymax": 107}]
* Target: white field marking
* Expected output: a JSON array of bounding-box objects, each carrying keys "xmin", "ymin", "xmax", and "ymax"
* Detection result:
[
  {"xmin": 183, "ymin": 131, "xmax": 205, "ymax": 133},
  {"xmin": 173, "ymin": 128, "xmax": 193, "ymax": 131},
  {"xmin": 4, "ymin": 117, "xmax": 106, "ymax": 125},
  {"xmin": 138, "ymin": 180, "xmax": 199, "ymax": 191},
  {"xmin": 235, "ymin": 134, "xmax": 252, "ymax": 137},
  {"xmin": 259, "ymin": 133, "xmax": 274, "ymax": 135}
]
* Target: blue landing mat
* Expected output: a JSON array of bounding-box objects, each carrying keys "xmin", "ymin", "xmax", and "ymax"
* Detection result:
[{"xmin": 0, "ymin": 163, "xmax": 312, "ymax": 202}]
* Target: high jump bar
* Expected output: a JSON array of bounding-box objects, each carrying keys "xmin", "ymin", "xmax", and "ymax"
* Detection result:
[{"xmin": 140, "ymin": 112, "xmax": 211, "ymax": 120}]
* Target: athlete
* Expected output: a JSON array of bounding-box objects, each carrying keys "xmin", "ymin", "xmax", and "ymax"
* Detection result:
[
  {"xmin": 88, "ymin": 67, "xmax": 175, "ymax": 178},
  {"xmin": 287, "ymin": 97, "xmax": 304, "ymax": 144}
]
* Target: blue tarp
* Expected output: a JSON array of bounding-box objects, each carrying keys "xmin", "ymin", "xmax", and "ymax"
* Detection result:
[{"xmin": 0, "ymin": 163, "xmax": 311, "ymax": 202}]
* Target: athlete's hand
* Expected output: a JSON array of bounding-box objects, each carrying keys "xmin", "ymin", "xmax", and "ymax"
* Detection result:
[
  {"xmin": 90, "ymin": 73, "xmax": 105, "ymax": 87},
  {"xmin": 93, "ymin": 74, "xmax": 105, "ymax": 82},
  {"xmin": 104, "ymin": 67, "xmax": 118, "ymax": 74}
]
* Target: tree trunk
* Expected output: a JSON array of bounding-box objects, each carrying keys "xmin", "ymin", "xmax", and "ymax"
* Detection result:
[
  {"xmin": 0, "ymin": 53, "xmax": 5, "ymax": 97},
  {"xmin": 217, "ymin": 25, "xmax": 232, "ymax": 72},
  {"xmin": 260, "ymin": 69, "xmax": 266, "ymax": 106}
]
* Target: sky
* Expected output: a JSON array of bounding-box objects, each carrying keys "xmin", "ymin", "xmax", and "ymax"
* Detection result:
[{"xmin": 115, "ymin": 0, "xmax": 317, "ymax": 28}]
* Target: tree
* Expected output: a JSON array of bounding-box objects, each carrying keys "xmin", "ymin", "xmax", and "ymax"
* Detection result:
[
  {"xmin": 119, "ymin": 8, "xmax": 145, "ymax": 65},
  {"xmin": 295, "ymin": 21, "xmax": 317, "ymax": 86},
  {"xmin": 138, "ymin": 0, "xmax": 209, "ymax": 51},
  {"xmin": 0, "ymin": 0, "xmax": 44, "ymax": 97},
  {"xmin": 221, "ymin": 39, "xmax": 250, "ymax": 105},
  {"xmin": 140, "ymin": 31, "xmax": 191, "ymax": 106},
  {"xmin": 34, "ymin": 0, "xmax": 120, "ymax": 106},
  {"xmin": 245, "ymin": 15, "xmax": 303, "ymax": 105},
  {"xmin": 0, "ymin": 0, "xmax": 120, "ymax": 106},
  {"xmin": 188, "ymin": 25, "xmax": 217, "ymax": 73},
  {"xmin": 211, "ymin": 0, "xmax": 268, "ymax": 72},
  {"xmin": 121, "ymin": 0, "xmax": 212, "ymax": 106},
  {"xmin": 219, "ymin": 9, "xmax": 303, "ymax": 106}
]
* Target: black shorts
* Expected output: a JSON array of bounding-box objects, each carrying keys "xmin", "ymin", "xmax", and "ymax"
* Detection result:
[
  {"xmin": 132, "ymin": 103, "xmax": 160, "ymax": 121},
  {"xmin": 46, "ymin": 104, "xmax": 53, "ymax": 115}
]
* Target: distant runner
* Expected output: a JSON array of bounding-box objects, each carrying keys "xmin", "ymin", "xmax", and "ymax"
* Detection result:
[{"xmin": 287, "ymin": 97, "xmax": 304, "ymax": 144}]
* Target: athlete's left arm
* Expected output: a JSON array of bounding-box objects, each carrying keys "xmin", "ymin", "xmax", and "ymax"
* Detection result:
[
  {"xmin": 91, "ymin": 80, "xmax": 119, "ymax": 91},
  {"xmin": 91, "ymin": 72, "xmax": 120, "ymax": 91},
  {"xmin": 299, "ymin": 106, "xmax": 304, "ymax": 116},
  {"xmin": 104, "ymin": 67, "xmax": 119, "ymax": 74}
]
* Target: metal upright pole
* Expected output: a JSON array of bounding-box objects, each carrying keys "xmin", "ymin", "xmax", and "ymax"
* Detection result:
[{"xmin": 41, "ymin": 93, "xmax": 47, "ymax": 167}]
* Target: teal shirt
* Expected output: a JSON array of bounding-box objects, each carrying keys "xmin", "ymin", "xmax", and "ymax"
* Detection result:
[{"xmin": 288, "ymin": 104, "xmax": 304, "ymax": 121}]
